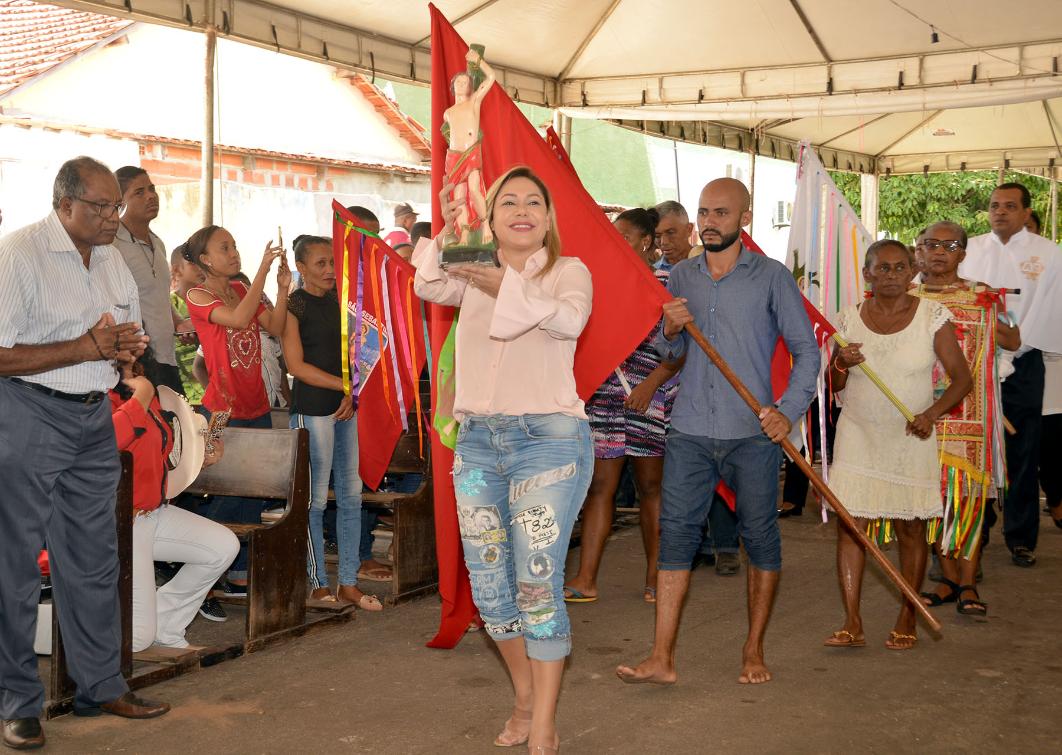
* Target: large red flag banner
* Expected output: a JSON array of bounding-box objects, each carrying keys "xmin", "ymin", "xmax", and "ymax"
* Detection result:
[
  {"xmin": 427, "ymin": 4, "xmax": 669, "ymax": 648},
  {"xmin": 332, "ymin": 201, "xmax": 427, "ymax": 491}
]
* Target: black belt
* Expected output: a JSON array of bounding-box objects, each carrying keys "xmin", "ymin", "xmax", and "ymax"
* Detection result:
[{"xmin": 8, "ymin": 377, "xmax": 106, "ymax": 405}]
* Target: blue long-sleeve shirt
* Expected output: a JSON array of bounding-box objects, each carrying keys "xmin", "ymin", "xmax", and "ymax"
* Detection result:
[{"xmin": 655, "ymin": 246, "xmax": 819, "ymax": 439}]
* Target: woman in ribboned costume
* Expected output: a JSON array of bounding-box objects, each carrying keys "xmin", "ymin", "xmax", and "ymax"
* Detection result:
[
  {"xmin": 564, "ymin": 207, "xmax": 680, "ymax": 605},
  {"xmin": 183, "ymin": 225, "xmax": 289, "ymax": 597},
  {"xmin": 825, "ymin": 239, "xmax": 971, "ymax": 651},
  {"xmin": 282, "ymin": 235, "xmax": 381, "ymax": 612},
  {"xmin": 414, "ymin": 165, "xmax": 594, "ymax": 755},
  {"xmin": 913, "ymin": 221, "xmax": 1019, "ymax": 617}
]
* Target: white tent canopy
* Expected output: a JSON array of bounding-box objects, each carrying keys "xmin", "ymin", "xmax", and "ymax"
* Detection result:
[{"xmin": 53, "ymin": 0, "xmax": 1062, "ymax": 175}]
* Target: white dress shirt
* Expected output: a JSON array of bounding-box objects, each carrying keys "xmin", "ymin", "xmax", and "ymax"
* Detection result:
[
  {"xmin": 0, "ymin": 211, "xmax": 141, "ymax": 393},
  {"xmin": 959, "ymin": 228, "xmax": 1062, "ymax": 355}
]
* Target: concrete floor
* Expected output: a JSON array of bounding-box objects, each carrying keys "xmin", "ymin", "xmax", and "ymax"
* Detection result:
[{"xmin": 40, "ymin": 507, "xmax": 1061, "ymax": 754}]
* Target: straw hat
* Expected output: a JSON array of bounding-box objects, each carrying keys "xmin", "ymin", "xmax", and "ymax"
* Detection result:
[{"xmin": 158, "ymin": 386, "xmax": 208, "ymax": 498}]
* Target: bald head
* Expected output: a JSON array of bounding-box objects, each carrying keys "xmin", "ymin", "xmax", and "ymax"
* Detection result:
[{"xmin": 697, "ymin": 177, "xmax": 752, "ymax": 253}]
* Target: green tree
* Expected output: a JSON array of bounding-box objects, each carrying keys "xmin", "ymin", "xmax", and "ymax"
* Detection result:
[{"xmin": 829, "ymin": 170, "xmax": 1056, "ymax": 244}]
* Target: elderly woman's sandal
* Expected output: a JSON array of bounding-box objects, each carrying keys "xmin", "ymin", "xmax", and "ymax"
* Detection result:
[
  {"xmin": 823, "ymin": 630, "xmax": 865, "ymax": 647},
  {"xmin": 885, "ymin": 631, "xmax": 917, "ymax": 650}
]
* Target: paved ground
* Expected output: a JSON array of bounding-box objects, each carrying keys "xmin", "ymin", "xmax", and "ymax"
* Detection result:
[{"xmin": 39, "ymin": 506, "xmax": 1061, "ymax": 754}]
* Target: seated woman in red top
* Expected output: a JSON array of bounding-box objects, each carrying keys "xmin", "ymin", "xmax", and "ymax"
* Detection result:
[
  {"xmin": 182, "ymin": 226, "xmax": 290, "ymax": 591},
  {"xmin": 110, "ymin": 352, "xmax": 238, "ymax": 652}
]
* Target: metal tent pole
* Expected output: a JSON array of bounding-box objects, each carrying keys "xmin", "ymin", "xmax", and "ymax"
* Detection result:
[{"xmin": 201, "ymin": 0, "xmax": 217, "ymax": 226}]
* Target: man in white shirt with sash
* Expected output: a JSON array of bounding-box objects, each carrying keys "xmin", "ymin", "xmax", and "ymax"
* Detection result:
[
  {"xmin": 0, "ymin": 157, "xmax": 169, "ymax": 750},
  {"xmin": 959, "ymin": 182, "xmax": 1062, "ymax": 568}
]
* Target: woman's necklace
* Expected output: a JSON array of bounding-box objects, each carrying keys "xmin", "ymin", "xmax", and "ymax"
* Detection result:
[
  {"xmin": 203, "ymin": 279, "xmax": 237, "ymax": 305},
  {"xmin": 863, "ymin": 296, "xmax": 916, "ymax": 335}
]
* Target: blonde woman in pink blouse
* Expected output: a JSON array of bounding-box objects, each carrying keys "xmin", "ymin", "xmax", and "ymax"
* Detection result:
[{"xmin": 413, "ymin": 166, "xmax": 593, "ymax": 755}]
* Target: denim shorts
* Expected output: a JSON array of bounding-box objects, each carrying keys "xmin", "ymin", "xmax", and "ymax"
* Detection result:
[
  {"xmin": 658, "ymin": 430, "xmax": 783, "ymax": 572},
  {"xmin": 453, "ymin": 413, "xmax": 592, "ymax": 661}
]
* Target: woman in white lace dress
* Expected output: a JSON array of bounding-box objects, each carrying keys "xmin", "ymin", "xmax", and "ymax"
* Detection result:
[{"xmin": 824, "ymin": 240, "xmax": 972, "ymax": 651}]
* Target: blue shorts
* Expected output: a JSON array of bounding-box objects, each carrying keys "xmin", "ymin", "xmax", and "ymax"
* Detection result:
[{"xmin": 658, "ymin": 430, "xmax": 782, "ymax": 572}]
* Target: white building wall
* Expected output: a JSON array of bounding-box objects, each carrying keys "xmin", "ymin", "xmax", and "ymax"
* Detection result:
[{"xmin": 2, "ymin": 23, "xmax": 424, "ymax": 167}]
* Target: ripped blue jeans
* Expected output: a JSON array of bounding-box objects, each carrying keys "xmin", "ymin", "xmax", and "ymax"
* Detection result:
[{"xmin": 454, "ymin": 414, "xmax": 592, "ymax": 661}]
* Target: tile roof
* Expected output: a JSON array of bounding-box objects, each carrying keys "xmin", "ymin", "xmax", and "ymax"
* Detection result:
[
  {"xmin": 0, "ymin": 0, "xmax": 131, "ymax": 98},
  {"xmin": 342, "ymin": 73, "xmax": 432, "ymax": 160}
]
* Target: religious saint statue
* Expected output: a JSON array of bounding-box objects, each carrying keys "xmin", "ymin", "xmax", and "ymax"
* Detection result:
[{"xmin": 440, "ymin": 45, "xmax": 499, "ymax": 266}]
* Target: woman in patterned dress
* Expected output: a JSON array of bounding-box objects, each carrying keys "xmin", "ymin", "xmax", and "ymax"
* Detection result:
[
  {"xmin": 564, "ymin": 208, "xmax": 682, "ymax": 604},
  {"xmin": 825, "ymin": 240, "xmax": 971, "ymax": 650}
]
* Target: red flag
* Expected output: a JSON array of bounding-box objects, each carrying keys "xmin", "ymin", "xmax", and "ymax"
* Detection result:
[
  {"xmin": 427, "ymin": 5, "xmax": 668, "ymax": 648},
  {"xmin": 741, "ymin": 231, "xmax": 835, "ymax": 400},
  {"xmin": 332, "ymin": 202, "xmax": 427, "ymax": 490},
  {"xmin": 544, "ymin": 125, "xmax": 575, "ymax": 172}
]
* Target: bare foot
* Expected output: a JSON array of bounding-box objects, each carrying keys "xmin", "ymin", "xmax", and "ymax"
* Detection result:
[
  {"xmin": 739, "ymin": 647, "xmax": 772, "ymax": 684},
  {"xmin": 616, "ymin": 657, "xmax": 677, "ymax": 685}
]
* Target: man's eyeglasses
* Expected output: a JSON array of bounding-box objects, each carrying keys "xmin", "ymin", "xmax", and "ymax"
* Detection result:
[
  {"xmin": 922, "ymin": 239, "xmax": 964, "ymax": 252},
  {"xmin": 73, "ymin": 196, "xmax": 126, "ymax": 219}
]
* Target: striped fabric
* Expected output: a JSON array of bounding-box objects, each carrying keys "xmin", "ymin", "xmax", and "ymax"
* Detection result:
[{"xmin": 0, "ymin": 211, "xmax": 141, "ymax": 393}]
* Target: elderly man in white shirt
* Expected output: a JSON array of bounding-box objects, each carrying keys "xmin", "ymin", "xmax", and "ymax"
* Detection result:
[
  {"xmin": 959, "ymin": 182, "xmax": 1062, "ymax": 569},
  {"xmin": 0, "ymin": 157, "xmax": 170, "ymax": 750}
]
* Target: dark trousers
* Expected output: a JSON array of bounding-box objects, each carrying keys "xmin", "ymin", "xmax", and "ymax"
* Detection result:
[
  {"xmin": 1039, "ymin": 413, "xmax": 1062, "ymax": 509},
  {"xmin": 698, "ymin": 492, "xmax": 740, "ymax": 555},
  {"xmin": 781, "ymin": 398, "xmax": 840, "ymax": 511},
  {"xmin": 1002, "ymin": 350, "xmax": 1044, "ymax": 552},
  {"xmin": 0, "ymin": 380, "xmax": 128, "ymax": 718}
]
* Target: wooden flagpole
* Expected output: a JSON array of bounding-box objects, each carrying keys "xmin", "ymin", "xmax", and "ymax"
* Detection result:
[{"xmin": 683, "ymin": 322, "xmax": 942, "ymax": 633}]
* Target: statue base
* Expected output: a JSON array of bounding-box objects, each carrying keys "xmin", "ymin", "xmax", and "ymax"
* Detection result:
[{"xmin": 439, "ymin": 244, "xmax": 500, "ymax": 268}]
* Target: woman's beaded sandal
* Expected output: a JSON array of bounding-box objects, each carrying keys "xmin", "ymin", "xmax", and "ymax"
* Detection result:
[
  {"xmin": 956, "ymin": 585, "xmax": 987, "ymax": 616},
  {"xmin": 920, "ymin": 577, "xmax": 960, "ymax": 606},
  {"xmin": 885, "ymin": 631, "xmax": 917, "ymax": 650}
]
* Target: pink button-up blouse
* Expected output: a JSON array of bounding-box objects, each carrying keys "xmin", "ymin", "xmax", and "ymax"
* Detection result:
[{"xmin": 412, "ymin": 237, "xmax": 593, "ymax": 421}]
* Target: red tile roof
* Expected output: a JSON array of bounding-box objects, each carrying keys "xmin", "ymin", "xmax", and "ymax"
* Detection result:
[
  {"xmin": 0, "ymin": 0, "xmax": 131, "ymax": 97},
  {"xmin": 343, "ymin": 73, "xmax": 432, "ymax": 160}
]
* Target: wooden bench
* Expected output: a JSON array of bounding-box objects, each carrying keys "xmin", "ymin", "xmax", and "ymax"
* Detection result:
[
  {"xmin": 185, "ymin": 426, "xmax": 315, "ymax": 647},
  {"xmin": 363, "ymin": 424, "xmax": 436, "ymax": 605},
  {"xmin": 43, "ymin": 428, "xmax": 350, "ymax": 718},
  {"xmin": 269, "ymin": 408, "xmax": 436, "ymax": 606}
]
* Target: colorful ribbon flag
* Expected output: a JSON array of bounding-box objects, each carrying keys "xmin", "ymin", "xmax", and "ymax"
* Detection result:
[{"xmin": 333, "ymin": 201, "xmax": 427, "ymax": 490}]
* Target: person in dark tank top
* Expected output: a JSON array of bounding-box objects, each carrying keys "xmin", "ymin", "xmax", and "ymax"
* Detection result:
[{"xmin": 282, "ymin": 236, "xmax": 382, "ymax": 611}]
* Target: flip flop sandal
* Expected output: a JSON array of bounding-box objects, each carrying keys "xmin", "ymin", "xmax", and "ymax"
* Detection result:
[
  {"xmin": 563, "ymin": 587, "xmax": 598, "ymax": 603},
  {"xmin": 356, "ymin": 594, "xmax": 383, "ymax": 612},
  {"xmin": 823, "ymin": 630, "xmax": 866, "ymax": 648},
  {"xmin": 885, "ymin": 631, "xmax": 917, "ymax": 650},
  {"xmin": 357, "ymin": 567, "xmax": 394, "ymax": 582},
  {"xmin": 920, "ymin": 577, "xmax": 960, "ymax": 606},
  {"xmin": 956, "ymin": 585, "xmax": 988, "ymax": 616},
  {"xmin": 643, "ymin": 586, "xmax": 657, "ymax": 604}
]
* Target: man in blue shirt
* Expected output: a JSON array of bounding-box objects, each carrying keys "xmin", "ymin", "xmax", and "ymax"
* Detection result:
[{"xmin": 618, "ymin": 178, "xmax": 818, "ymax": 687}]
